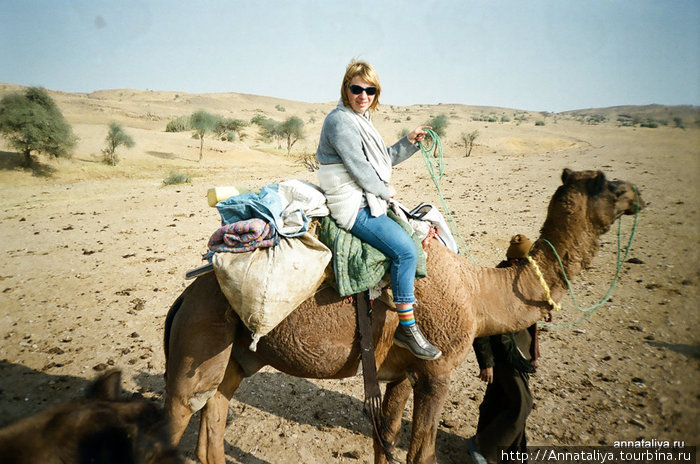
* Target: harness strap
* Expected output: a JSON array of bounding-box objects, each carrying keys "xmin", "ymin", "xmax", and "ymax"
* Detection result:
[
  {"xmin": 356, "ymin": 291, "xmax": 381, "ymax": 407},
  {"xmin": 356, "ymin": 291, "xmax": 395, "ymax": 462}
]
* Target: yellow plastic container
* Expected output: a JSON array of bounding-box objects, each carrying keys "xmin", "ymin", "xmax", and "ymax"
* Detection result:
[{"xmin": 207, "ymin": 186, "xmax": 241, "ymax": 207}]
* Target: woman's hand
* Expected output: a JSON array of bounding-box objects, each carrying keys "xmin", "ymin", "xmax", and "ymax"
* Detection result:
[{"xmin": 407, "ymin": 125, "xmax": 431, "ymax": 144}]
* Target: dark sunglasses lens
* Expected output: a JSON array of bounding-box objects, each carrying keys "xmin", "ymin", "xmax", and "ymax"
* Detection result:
[{"xmin": 349, "ymin": 85, "xmax": 377, "ymax": 96}]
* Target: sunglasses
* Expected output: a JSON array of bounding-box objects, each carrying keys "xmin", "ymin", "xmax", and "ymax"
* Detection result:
[{"xmin": 348, "ymin": 84, "xmax": 377, "ymax": 96}]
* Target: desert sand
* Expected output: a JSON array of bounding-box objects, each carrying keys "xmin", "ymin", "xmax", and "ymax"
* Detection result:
[{"xmin": 0, "ymin": 84, "xmax": 698, "ymax": 463}]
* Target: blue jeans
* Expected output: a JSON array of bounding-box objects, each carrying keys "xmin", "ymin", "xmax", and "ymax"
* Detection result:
[{"xmin": 350, "ymin": 207, "xmax": 417, "ymax": 304}]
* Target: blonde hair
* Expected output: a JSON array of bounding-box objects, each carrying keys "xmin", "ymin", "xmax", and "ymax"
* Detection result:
[{"xmin": 340, "ymin": 59, "xmax": 381, "ymax": 111}]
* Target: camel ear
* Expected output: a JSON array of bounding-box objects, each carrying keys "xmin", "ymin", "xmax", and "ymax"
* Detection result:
[
  {"xmin": 587, "ymin": 171, "xmax": 607, "ymax": 195},
  {"xmin": 87, "ymin": 369, "xmax": 122, "ymax": 401},
  {"xmin": 561, "ymin": 168, "xmax": 573, "ymax": 184}
]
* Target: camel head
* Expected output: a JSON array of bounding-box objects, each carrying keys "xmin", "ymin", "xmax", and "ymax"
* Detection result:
[{"xmin": 548, "ymin": 168, "xmax": 644, "ymax": 236}]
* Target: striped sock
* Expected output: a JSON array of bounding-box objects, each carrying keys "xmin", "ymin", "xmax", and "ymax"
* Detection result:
[{"xmin": 397, "ymin": 307, "xmax": 416, "ymax": 327}]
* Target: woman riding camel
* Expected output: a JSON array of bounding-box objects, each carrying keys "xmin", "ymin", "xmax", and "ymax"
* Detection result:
[{"xmin": 315, "ymin": 59, "xmax": 441, "ymax": 360}]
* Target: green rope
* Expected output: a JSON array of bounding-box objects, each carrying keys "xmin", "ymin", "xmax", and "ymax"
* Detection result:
[
  {"xmin": 538, "ymin": 185, "xmax": 641, "ymax": 328},
  {"xmin": 417, "ymin": 129, "xmax": 641, "ymax": 329},
  {"xmin": 418, "ymin": 129, "xmax": 477, "ymax": 264}
]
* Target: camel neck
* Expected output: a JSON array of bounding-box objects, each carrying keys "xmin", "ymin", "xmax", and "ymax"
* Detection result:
[
  {"xmin": 470, "ymin": 222, "xmax": 601, "ymax": 339},
  {"xmin": 530, "ymin": 222, "xmax": 601, "ymax": 300},
  {"xmin": 471, "ymin": 263, "xmax": 550, "ymax": 338}
]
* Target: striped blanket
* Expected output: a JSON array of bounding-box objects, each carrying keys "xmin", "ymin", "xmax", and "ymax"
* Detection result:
[{"xmin": 207, "ymin": 218, "xmax": 279, "ymax": 255}]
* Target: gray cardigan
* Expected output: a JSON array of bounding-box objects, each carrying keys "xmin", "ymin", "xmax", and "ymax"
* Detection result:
[{"xmin": 316, "ymin": 107, "xmax": 419, "ymax": 201}]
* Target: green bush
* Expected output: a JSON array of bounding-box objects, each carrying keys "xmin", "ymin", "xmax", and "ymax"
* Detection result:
[
  {"xmin": 535, "ymin": 120, "xmax": 545, "ymax": 126},
  {"xmin": 586, "ymin": 114, "xmax": 606, "ymax": 125},
  {"xmin": 165, "ymin": 115, "xmax": 191, "ymax": 132},
  {"xmin": 251, "ymin": 114, "xmax": 267, "ymax": 125},
  {"xmin": 426, "ymin": 113, "xmax": 449, "ymax": 136},
  {"xmin": 163, "ymin": 170, "xmax": 191, "ymax": 185}
]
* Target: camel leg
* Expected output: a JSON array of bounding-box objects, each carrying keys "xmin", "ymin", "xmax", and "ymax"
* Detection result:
[
  {"xmin": 164, "ymin": 278, "xmax": 237, "ymax": 460},
  {"xmin": 166, "ymin": 392, "xmax": 196, "ymax": 447},
  {"xmin": 374, "ymin": 377, "xmax": 412, "ymax": 464},
  {"xmin": 166, "ymin": 336, "xmax": 235, "ymax": 452},
  {"xmin": 196, "ymin": 359, "xmax": 245, "ymax": 464},
  {"xmin": 406, "ymin": 375, "xmax": 450, "ymax": 464}
]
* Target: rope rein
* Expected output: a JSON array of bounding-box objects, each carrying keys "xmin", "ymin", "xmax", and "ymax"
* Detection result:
[
  {"xmin": 418, "ymin": 129, "xmax": 477, "ymax": 264},
  {"xmin": 537, "ymin": 186, "xmax": 641, "ymax": 328},
  {"xmin": 417, "ymin": 130, "xmax": 641, "ymax": 329}
]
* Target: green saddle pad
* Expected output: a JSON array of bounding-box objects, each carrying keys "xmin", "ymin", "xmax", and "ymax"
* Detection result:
[{"xmin": 317, "ymin": 209, "xmax": 427, "ymax": 297}]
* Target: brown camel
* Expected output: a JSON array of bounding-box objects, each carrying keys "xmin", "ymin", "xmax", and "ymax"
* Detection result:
[{"xmin": 163, "ymin": 169, "xmax": 642, "ymax": 464}]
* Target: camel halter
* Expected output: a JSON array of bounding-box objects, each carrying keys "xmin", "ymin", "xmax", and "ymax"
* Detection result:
[{"xmin": 526, "ymin": 255, "xmax": 562, "ymax": 311}]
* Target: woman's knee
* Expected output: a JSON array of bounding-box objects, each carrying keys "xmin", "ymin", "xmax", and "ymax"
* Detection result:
[{"xmin": 395, "ymin": 235, "xmax": 417, "ymax": 263}]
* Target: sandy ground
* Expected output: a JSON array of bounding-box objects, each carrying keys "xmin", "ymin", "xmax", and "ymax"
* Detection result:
[{"xmin": 0, "ymin": 86, "xmax": 698, "ymax": 463}]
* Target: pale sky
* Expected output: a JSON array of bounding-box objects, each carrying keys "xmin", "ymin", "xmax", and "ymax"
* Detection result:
[{"xmin": 1, "ymin": 0, "xmax": 698, "ymax": 113}]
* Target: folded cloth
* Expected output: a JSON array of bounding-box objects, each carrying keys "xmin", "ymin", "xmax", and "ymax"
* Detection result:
[
  {"xmin": 207, "ymin": 218, "xmax": 280, "ymax": 256},
  {"xmin": 215, "ymin": 181, "xmax": 328, "ymax": 238}
]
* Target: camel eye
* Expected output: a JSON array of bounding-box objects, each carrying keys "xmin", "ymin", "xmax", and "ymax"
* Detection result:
[{"xmin": 608, "ymin": 181, "xmax": 626, "ymax": 197}]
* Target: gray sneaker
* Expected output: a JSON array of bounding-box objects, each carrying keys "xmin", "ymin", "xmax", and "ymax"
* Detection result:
[{"xmin": 393, "ymin": 324, "xmax": 442, "ymax": 360}]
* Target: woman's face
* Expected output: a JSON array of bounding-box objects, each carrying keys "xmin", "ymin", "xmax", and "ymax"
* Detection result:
[{"xmin": 346, "ymin": 76, "xmax": 376, "ymax": 114}]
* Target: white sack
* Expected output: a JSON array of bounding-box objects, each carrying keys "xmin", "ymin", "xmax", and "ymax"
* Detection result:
[{"xmin": 212, "ymin": 232, "xmax": 331, "ymax": 351}]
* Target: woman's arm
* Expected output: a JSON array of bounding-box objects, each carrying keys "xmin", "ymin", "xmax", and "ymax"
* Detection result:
[
  {"xmin": 324, "ymin": 111, "xmax": 392, "ymax": 199},
  {"xmin": 387, "ymin": 125, "xmax": 430, "ymax": 166}
]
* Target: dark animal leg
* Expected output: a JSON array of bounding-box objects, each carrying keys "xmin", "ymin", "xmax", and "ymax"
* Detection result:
[{"xmin": 406, "ymin": 375, "xmax": 450, "ymax": 464}]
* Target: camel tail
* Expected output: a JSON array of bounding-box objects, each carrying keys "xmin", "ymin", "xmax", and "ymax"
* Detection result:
[
  {"xmin": 366, "ymin": 396, "xmax": 399, "ymax": 464},
  {"xmin": 163, "ymin": 292, "xmax": 185, "ymax": 382}
]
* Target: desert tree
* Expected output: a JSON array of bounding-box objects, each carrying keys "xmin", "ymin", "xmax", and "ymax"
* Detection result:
[
  {"xmin": 190, "ymin": 110, "xmax": 218, "ymax": 163},
  {"xmin": 460, "ymin": 130, "xmax": 479, "ymax": 157},
  {"xmin": 0, "ymin": 87, "xmax": 77, "ymax": 168},
  {"xmin": 280, "ymin": 116, "xmax": 304, "ymax": 155},
  {"xmin": 252, "ymin": 116, "xmax": 283, "ymax": 148},
  {"xmin": 103, "ymin": 122, "xmax": 135, "ymax": 166},
  {"xmin": 214, "ymin": 117, "xmax": 248, "ymax": 141}
]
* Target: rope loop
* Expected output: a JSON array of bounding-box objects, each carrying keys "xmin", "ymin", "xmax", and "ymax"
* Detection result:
[
  {"xmin": 418, "ymin": 129, "xmax": 477, "ymax": 264},
  {"xmin": 538, "ymin": 185, "xmax": 641, "ymax": 328},
  {"xmin": 417, "ymin": 130, "xmax": 641, "ymax": 329}
]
